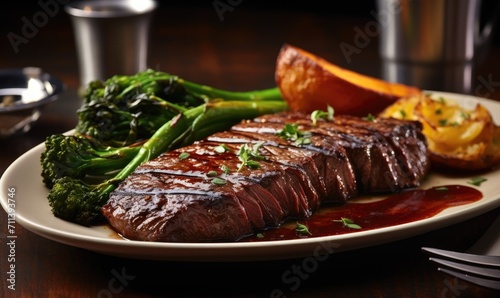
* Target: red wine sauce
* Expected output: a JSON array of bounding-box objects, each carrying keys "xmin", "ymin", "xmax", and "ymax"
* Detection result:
[{"xmin": 242, "ymin": 185, "xmax": 482, "ymax": 242}]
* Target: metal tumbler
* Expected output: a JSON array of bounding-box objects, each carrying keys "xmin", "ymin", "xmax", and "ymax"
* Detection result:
[
  {"xmin": 376, "ymin": 0, "xmax": 497, "ymax": 93},
  {"xmin": 65, "ymin": 0, "xmax": 157, "ymax": 88}
]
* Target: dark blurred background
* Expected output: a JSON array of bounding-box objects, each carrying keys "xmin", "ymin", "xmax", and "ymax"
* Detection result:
[{"xmin": 0, "ymin": 0, "xmax": 499, "ymax": 92}]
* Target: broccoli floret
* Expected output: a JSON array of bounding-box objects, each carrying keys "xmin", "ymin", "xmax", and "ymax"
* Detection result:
[
  {"xmin": 75, "ymin": 69, "xmax": 283, "ymax": 146},
  {"xmin": 40, "ymin": 134, "xmax": 143, "ymax": 189},
  {"xmin": 47, "ymin": 176, "xmax": 115, "ymax": 226},
  {"xmin": 76, "ymin": 70, "xmax": 203, "ymax": 146}
]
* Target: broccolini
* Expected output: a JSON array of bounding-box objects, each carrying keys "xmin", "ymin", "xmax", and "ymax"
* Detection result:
[
  {"xmin": 76, "ymin": 69, "xmax": 283, "ymax": 146},
  {"xmin": 41, "ymin": 134, "xmax": 144, "ymax": 189}
]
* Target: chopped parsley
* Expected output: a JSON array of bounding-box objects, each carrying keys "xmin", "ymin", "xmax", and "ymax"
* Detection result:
[
  {"xmin": 206, "ymin": 170, "xmax": 218, "ymax": 177},
  {"xmin": 311, "ymin": 105, "xmax": 334, "ymax": 125},
  {"xmin": 214, "ymin": 144, "xmax": 230, "ymax": 153},
  {"xmin": 211, "ymin": 177, "xmax": 227, "ymax": 185},
  {"xmin": 399, "ymin": 109, "xmax": 407, "ymax": 119},
  {"xmin": 221, "ymin": 164, "xmax": 231, "ymax": 174},
  {"xmin": 295, "ymin": 222, "xmax": 312, "ymax": 235},
  {"xmin": 275, "ymin": 123, "xmax": 311, "ymax": 146},
  {"xmin": 438, "ymin": 119, "xmax": 448, "ymax": 126},
  {"xmin": 363, "ymin": 113, "xmax": 376, "ymax": 122},
  {"xmin": 460, "ymin": 111, "xmax": 471, "ymax": 120},
  {"xmin": 435, "ymin": 108, "xmax": 442, "ymax": 115},
  {"xmin": 178, "ymin": 152, "xmax": 190, "ymax": 160},
  {"xmin": 467, "ymin": 177, "xmax": 487, "ymax": 186},
  {"xmin": 333, "ymin": 217, "xmax": 362, "ymax": 229},
  {"xmin": 237, "ymin": 141, "xmax": 265, "ymax": 172},
  {"xmin": 434, "ymin": 186, "xmax": 449, "ymax": 191}
]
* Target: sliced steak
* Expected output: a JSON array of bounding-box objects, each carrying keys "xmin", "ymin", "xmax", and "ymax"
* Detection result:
[
  {"xmin": 102, "ymin": 113, "xmax": 429, "ymax": 242},
  {"xmin": 249, "ymin": 113, "xmax": 428, "ymax": 192}
]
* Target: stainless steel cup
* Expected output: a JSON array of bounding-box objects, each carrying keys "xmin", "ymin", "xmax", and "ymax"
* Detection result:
[
  {"xmin": 376, "ymin": 0, "xmax": 497, "ymax": 94},
  {"xmin": 65, "ymin": 0, "xmax": 157, "ymax": 88}
]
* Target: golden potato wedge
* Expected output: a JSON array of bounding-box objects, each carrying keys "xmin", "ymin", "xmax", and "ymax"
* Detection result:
[
  {"xmin": 414, "ymin": 98, "xmax": 493, "ymax": 149},
  {"xmin": 379, "ymin": 94, "xmax": 500, "ymax": 171}
]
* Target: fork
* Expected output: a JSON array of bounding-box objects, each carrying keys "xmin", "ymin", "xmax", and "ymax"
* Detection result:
[{"xmin": 422, "ymin": 212, "xmax": 500, "ymax": 291}]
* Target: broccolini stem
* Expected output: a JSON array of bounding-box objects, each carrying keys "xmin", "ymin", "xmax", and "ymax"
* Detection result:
[
  {"xmin": 179, "ymin": 79, "xmax": 283, "ymax": 102},
  {"xmin": 181, "ymin": 100, "xmax": 288, "ymax": 146},
  {"xmin": 118, "ymin": 100, "xmax": 287, "ymax": 177},
  {"xmin": 103, "ymin": 100, "xmax": 287, "ymax": 189},
  {"xmin": 114, "ymin": 105, "xmax": 204, "ymax": 180},
  {"xmin": 117, "ymin": 70, "xmax": 284, "ymax": 102},
  {"xmin": 85, "ymin": 105, "xmax": 208, "ymax": 201}
]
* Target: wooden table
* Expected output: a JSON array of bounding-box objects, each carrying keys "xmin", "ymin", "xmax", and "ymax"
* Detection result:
[{"xmin": 1, "ymin": 2, "xmax": 500, "ymax": 297}]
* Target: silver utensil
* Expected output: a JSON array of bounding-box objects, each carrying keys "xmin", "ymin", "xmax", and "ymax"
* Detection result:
[{"xmin": 422, "ymin": 212, "xmax": 500, "ymax": 290}]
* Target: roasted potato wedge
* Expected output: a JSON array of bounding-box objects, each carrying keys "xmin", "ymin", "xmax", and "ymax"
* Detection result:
[
  {"xmin": 379, "ymin": 94, "xmax": 500, "ymax": 171},
  {"xmin": 275, "ymin": 44, "xmax": 422, "ymax": 116}
]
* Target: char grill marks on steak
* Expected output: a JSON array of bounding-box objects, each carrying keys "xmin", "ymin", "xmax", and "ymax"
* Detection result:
[{"xmin": 102, "ymin": 112, "xmax": 429, "ymax": 242}]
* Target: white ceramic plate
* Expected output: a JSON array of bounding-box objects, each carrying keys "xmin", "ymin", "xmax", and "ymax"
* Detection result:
[{"xmin": 1, "ymin": 91, "xmax": 500, "ymax": 262}]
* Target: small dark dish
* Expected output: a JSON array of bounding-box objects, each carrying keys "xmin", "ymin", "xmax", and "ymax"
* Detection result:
[{"xmin": 0, "ymin": 67, "xmax": 64, "ymax": 137}]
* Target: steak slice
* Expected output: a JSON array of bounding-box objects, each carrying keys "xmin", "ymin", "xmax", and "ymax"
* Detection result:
[
  {"xmin": 207, "ymin": 131, "xmax": 357, "ymax": 202},
  {"xmin": 102, "ymin": 113, "xmax": 429, "ymax": 242},
  {"xmin": 248, "ymin": 112, "xmax": 429, "ymax": 192}
]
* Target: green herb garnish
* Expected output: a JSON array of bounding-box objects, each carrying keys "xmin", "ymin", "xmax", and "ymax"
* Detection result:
[
  {"xmin": 178, "ymin": 152, "xmax": 190, "ymax": 160},
  {"xmin": 295, "ymin": 222, "xmax": 312, "ymax": 235},
  {"xmin": 467, "ymin": 177, "xmax": 487, "ymax": 186},
  {"xmin": 214, "ymin": 144, "xmax": 230, "ymax": 153},
  {"xmin": 311, "ymin": 105, "xmax": 334, "ymax": 125},
  {"xmin": 251, "ymin": 141, "xmax": 265, "ymax": 156},
  {"xmin": 333, "ymin": 217, "xmax": 362, "ymax": 229},
  {"xmin": 363, "ymin": 113, "xmax": 376, "ymax": 122},
  {"xmin": 211, "ymin": 177, "xmax": 227, "ymax": 185},
  {"xmin": 237, "ymin": 142, "xmax": 265, "ymax": 172},
  {"xmin": 439, "ymin": 119, "xmax": 448, "ymax": 126},
  {"xmin": 275, "ymin": 123, "xmax": 311, "ymax": 146},
  {"xmin": 206, "ymin": 170, "xmax": 218, "ymax": 177},
  {"xmin": 461, "ymin": 111, "xmax": 471, "ymax": 120},
  {"xmin": 435, "ymin": 108, "xmax": 442, "ymax": 115},
  {"xmin": 221, "ymin": 164, "xmax": 231, "ymax": 174},
  {"xmin": 434, "ymin": 186, "xmax": 449, "ymax": 191},
  {"xmin": 399, "ymin": 109, "xmax": 407, "ymax": 119}
]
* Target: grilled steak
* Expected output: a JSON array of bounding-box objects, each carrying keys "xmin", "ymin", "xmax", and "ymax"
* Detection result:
[{"xmin": 102, "ymin": 113, "xmax": 429, "ymax": 242}]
